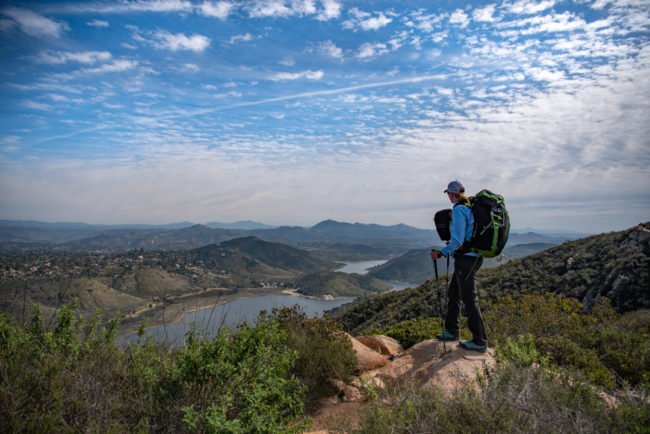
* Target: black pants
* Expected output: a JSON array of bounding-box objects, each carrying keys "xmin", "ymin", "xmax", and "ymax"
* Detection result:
[{"xmin": 445, "ymin": 254, "xmax": 487, "ymax": 346}]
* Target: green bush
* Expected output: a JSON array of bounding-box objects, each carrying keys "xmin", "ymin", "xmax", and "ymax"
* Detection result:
[
  {"xmin": 369, "ymin": 317, "xmax": 442, "ymax": 349},
  {"xmin": 169, "ymin": 319, "xmax": 307, "ymax": 433},
  {"xmin": 0, "ymin": 301, "xmax": 310, "ymax": 433},
  {"xmin": 483, "ymin": 293, "xmax": 650, "ymax": 388},
  {"xmin": 0, "ymin": 302, "xmax": 146, "ymax": 432},
  {"xmin": 262, "ymin": 306, "xmax": 357, "ymax": 404}
]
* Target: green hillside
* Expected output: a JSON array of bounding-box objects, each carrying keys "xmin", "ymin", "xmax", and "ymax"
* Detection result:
[
  {"xmin": 367, "ymin": 242, "xmax": 558, "ymax": 285},
  {"xmin": 0, "ymin": 237, "xmax": 338, "ymax": 328},
  {"xmin": 295, "ymin": 271, "xmax": 391, "ymax": 298},
  {"xmin": 336, "ymin": 223, "xmax": 650, "ymax": 334}
]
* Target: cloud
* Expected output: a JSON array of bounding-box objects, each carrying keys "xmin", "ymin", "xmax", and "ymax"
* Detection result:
[
  {"xmin": 344, "ymin": 8, "xmax": 393, "ymax": 31},
  {"xmin": 34, "ymin": 50, "xmax": 112, "ymax": 65},
  {"xmin": 87, "ymin": 0, "xmax": 193, "ymax": 13},
  {"xmin": 86, "ymin": 19, "xmax": 109, "ymax": 28},
  {"xmin": 317, "ymin": 0, "xmax": 341, "ymax": 20},
  {"xmin": 1, "ymin": 6, "xmax": 68, "ymax": 38},
  {"xmin": 199, "ymin": 1, "xmax": 234, "ymax": 18},
  {"xmin": 449, "ymin": 9, "xmax": 470, "ymax": 28},
  {"xmin": 154, "ymin": 31, "xmax": 210, "ymax": 52},
  {"xmin": 179, "ymin": 63, "xmax": 200, "ymax": 72},
  {"xmin": 86, "ymin": 59, "xmax": 138, "ymax": 74},
  {"xmin": 506, "ymin": 0, "xmax": 556, "ymax": 15},
  {"xmin": 24, "ymin": 100, "xmax": 54, "ymax": 111},
  {"xmin": 270, "ymin": 69, "xmax": 324, "ymax": 81},
  {"xmin": 246, "ymin": 0, "xmax": 311, "ymax": 18},
  {"xmin": 473, "ymin": 4, "xmax": 497, "ymax": 22},
  {"xmin": 356, "ymin": 42, "xmax": 390, "ymax": 59},
  {"xmin": 44, "ymin": 59, "xmax": 139, "ymax": 81},
  {"xmin": 318, "ymin": 40, "xmax": 343, "ymax": 59},
  {"xmin": 229, "ymin": 33, "xmax": 255, "ymax": 44},
  {"xmin": 361, "ymin": 12, "xmax": 392, "ymax": 30}
]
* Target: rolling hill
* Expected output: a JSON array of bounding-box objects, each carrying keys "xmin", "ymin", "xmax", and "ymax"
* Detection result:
[{"xmin": 367, "ymin": 242, "xmax": 559, "ymax": 285}]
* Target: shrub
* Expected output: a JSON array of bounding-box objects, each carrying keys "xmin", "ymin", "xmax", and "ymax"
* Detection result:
[
  {"xmin": 483, "ymin": 293, "xmax": 650, "ymax": 388},
  {"xmin": 261, "ymin": 306, "xmax": 357, "ymax": 403},
  {"xmin": 0, "ymin": 301, "xmax": 310, "ymax": 433},
  {"xmin": 167, "ymin": 318, "xmax": 307, "ymax": 433},
  {"xmin": 369, "ymin": 317, "xmax": 442, "ymax": 349},
  {"xmin": 0, "ymin": 302, "xmax": 146, "ymax": 432}
]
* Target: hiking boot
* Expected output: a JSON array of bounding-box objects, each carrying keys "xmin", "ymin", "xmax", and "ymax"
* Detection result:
[
  {"xmin": 435, "ymin": 331, "xmax": 459, "ymax": 341},
  {"xmin": 459, "ymin": 340, "xmax": 487, "ymax": 353}
]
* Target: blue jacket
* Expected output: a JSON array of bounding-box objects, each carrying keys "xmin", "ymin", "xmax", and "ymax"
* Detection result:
[{"xmin": 440, "ymin": 202, "xmax": 477, "ymax": 256}]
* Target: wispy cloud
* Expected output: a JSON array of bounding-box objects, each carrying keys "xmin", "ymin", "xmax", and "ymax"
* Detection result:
[
  {"xmin": 506, "ymin": 0, "xmax": 556, "ymax": 15},
  {"xmin": 67, "ymin": 0, "xmax": 193, "ymax": 14},
  {"xmin": 1, "ymin": 6, "xmax": 68, "ymax": 38},
  {"xmin": 23, "ymin": 100, "xmax": 54, "ymax": 111},
  {"xmin": 153, "ymin": 30, "xmax": 210, "ymax": 52},
  {"xmin": 246, "ymin": 0, "xmax": 314, "ymax": 18},
  {"xmin": 86, "ymin": 19, "xmax": 109, "ymax": 28},
  {"xmin": 344, "ymin": 8, "xmax": 394, "ymax": 31},
  {"xmin": 34, "ymin": 50, "xmax": 112, "ymax": 65},
  {"xmin": 229, "ymin": 33, "xmax": 255, "ymax": 44},
  {"xmin": 270, "ymin": 69, "xmax": 324, "ymax": 81}
]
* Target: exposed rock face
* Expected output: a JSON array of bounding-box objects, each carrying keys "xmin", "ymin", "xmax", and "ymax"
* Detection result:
[
  {"xmin": 307, "ymin": 338, "xmax": 496, "ymax": 433},
  {"xmin": 363, "ymin": 339, "xmax": 495, "ymax": 396},
  {"xmin": 355, "ymin": 335, "xmax": 403, "ymax": 356},
  {"xmin": 346, "ymin": 333, "xmax": 390, "ymax": 372}
]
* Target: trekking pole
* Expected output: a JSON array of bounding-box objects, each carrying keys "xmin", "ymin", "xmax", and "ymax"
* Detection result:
[
  {"xmin": 445, "ymin": 254, "xmax": 450, "ymax": 349},
  {"xmin": 432, "ymin": 256, "xmax": 446, "ymax": 353}
]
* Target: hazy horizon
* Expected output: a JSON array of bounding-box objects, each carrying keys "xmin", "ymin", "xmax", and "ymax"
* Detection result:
[
  {"xmin": 0, "ymin": 216, "xmax": 604, "ymax": 235},
  {"xmin": 1, "ymin": 0, "xmax": 648, "ymax": 234}
]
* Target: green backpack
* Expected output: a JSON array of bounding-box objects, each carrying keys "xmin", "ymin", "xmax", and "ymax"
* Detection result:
[{"xmin": 459, "ymin": 190, "xmax": 510, "ymax": 258}]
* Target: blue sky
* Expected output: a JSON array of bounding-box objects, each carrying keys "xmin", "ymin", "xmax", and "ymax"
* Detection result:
[{"xmin": 0, "ymin": 0, "xmax": 648, "ymax": 233}]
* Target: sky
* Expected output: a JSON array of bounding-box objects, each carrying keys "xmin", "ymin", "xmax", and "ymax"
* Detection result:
[{"xmin": 0, "ymin": 0, "xmax": 649, "ymax": 234}]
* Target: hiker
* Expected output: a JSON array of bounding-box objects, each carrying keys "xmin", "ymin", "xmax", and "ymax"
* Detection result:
[{"xmin": 430, "ymin": 180, "xmax": 488, "ymax": 352}]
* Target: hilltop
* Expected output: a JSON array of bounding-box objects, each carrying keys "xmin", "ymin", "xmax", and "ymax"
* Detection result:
[{"xmin": 336, "ymin": 223, "xmax": 650, "ymax": 335}]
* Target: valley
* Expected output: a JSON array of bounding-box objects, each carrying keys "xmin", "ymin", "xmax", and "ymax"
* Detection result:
[{"xmin": 0, "ymin": 218, "xmax": 598, "ymax": 337}]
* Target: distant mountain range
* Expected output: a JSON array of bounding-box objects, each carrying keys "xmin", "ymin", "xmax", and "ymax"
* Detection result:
[
  {"xmin": 205, "ymin": 220, "xmax": 277, "ymax": 230},
  {"xmin": 0, "ymin": 219, "xmax": 583, "ymax": 260}
]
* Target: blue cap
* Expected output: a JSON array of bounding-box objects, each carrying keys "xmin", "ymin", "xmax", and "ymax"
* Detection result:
[{"xmin": 444, "ymin": 180, "xmax": 463, "ymax": 194}]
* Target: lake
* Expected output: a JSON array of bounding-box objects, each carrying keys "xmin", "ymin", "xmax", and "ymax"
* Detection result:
[
  {"xmin": 337, "ymin": 259, "xmax": 414, "ymax": 291},
  {"xmin": 126, "ymin": 259, "xmax": 413, "ymax": 345},
  {"xmin": 123, "ymin": 294, "xmax": 353, "ymax": 346}
]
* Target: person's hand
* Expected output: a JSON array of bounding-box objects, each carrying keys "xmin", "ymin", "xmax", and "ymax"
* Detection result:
[
  {"xmin": 430, "ymin": 250, "xmax": 443, "ymax": 260},
  {"xmin": 445, "ymin": 241, "xmax": 450, "ymax": 245}
]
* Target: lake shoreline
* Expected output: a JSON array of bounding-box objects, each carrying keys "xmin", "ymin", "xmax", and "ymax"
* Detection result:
[{"xmin": 118, "ymin": 287, "xmax": 354, "ymax": 339}]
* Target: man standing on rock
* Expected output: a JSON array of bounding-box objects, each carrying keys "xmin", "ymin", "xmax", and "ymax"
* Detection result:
[{"xmin": 431, "ymin": 180, "xmax": 488, "ymax": 353}]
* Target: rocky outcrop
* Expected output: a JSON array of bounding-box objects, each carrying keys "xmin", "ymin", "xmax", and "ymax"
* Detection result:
[
  {"xmin": 346, "ymin": 333, "xmax": 390, "ymax": 371},
  {"xmin": 355, "ymin": 335, "xmax": 403, "ymax": 357},
  {"xmin": 308, "ymin": 338, "xmax": 495, "ymax": 433},
  {"xmin": 363, "ymin": 339, "xmax": 494, "ymax": 396}
]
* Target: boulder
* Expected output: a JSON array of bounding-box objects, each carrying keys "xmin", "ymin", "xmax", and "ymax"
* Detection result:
[
  {"xmin": 356, "ymin": 335, "xmax": 403, "ymax": 356},
  {"xmin": 362, "ymin": 339, "xmax": 495, "ymax": 396},
  {"xmin": 327, "ymin": 378, "xmax": 364, "ymax": 402},
  {"xmin": 346, "ymin": 333, "xmax": 390, "ymax": 372}
]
